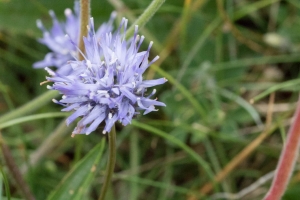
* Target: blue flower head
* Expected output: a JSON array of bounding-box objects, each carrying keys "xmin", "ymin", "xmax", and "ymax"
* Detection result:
[
  {"xmin": 34, "ymin": 2, "xmax": 116, "ymax": 75},
  {"xmin": 44, "ymin": 17, "xmax": 167, "ymax": 136}
]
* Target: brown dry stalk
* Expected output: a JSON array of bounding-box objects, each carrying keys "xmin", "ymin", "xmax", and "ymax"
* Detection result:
[
  {"xmin": 0, "ymin": 132, "xmax": 36, "ymax": 200},
  {"xmin": 146, "ymin": 0, "xmax": 207, "ymax": 80},
  {"xmin": 187, "ymin": 93, "xmax": 275, "ymax": 200},
  {"xmin": 216, "ymin": 0, "xmax": 266, "ymax": 54}
]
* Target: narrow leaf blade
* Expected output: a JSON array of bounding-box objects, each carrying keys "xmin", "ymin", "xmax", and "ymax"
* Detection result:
[{"xmin": 47, "ymin": 139, "xmax": 105, "ymax": 200}]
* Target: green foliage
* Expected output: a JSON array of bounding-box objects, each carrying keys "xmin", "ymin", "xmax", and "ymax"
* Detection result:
[
  {"xmin": 0, "ymin": 166, "xmax": 11, "ymax": 200},
  {"xmin": 47, "ymin": 139, "xmax": 105, "ymax": 200},
  {"xmin": 1, "ymin": 0, "xmax": 300, "ymax": 199},
  {"xmin": 283, "ymin": 182, "xmax": 300, "ymax": 200}
]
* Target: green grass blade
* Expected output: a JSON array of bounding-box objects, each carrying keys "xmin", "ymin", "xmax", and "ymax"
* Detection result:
[
  {"xmin": 251, "ymin": 78, "xmax": 300, "ymax": 103},
  {"xmin": 212, "ymin": 54, "xmax": 300, "ymax": 71},
  {"xmin": 0, "ymin": 167, "xmax": 10, "ymax": 200},
  {"xmin": 130, "ymin": 131, "xmax": 139, "ymax": 200},
  {"xmin": 46, "ymin": 139, "xmax": 106, "ymax": 200},
  {"xmin": 0, "ymin": 90, "xmax": 58, "ymax": 124},
  {"xmin": 0, "ymin": 113, "xmax": 68, "ymax": 130},
  {"xmin": 219, "ymin": 88, "xmax": 262, "ymax": 126},
  {"xmin": 117, "ymin": 176, "xmax": 202, "ymax": 198},
  {"xmin": 131, "ymin": 121, "xmax": 216, "ymax": 188},
  {"xmin": 152, "ymin": 64, "xmax": 207, "ymax": 119}
]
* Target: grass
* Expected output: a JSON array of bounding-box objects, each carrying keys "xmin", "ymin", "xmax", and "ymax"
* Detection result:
[{"xmin": 1, "ymin": 0, "xmax": 300, "ymax": 199}]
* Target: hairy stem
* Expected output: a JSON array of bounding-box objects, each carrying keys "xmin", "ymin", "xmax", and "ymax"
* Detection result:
[
  {"xmin": 78, "ymin": 0, "xmax": 90, "ymax": 60},
  {"xmin": 264, "ymin": 98, "xmax": 300, "ymax": 200},
  {"xmin": 98, "ymin": 125, "xmax": 117, "ymax": 200},
  {"xmin": 126, "ymin": 0, "xmax": 165, "ymax": 38}
]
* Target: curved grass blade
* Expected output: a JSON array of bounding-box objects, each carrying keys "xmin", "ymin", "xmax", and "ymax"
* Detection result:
[
  {"xmin": 0, "ymin": 90, "xmax": 58, "ymax": 124},
  {"xmin": 0, "ymin": 166, "xmax": 10, "ymax": 200},
  {"xmin": 250, "ymin": 78, "xmax": 300, "ymax": 103},
  {"xmin": 0, "ymin": 113, "xmax": 68, "ymax": 130},
  {"xmin": 151, "ymin": 64, "xmax": 207, "ymax": 120},
  {"xmin": 47, "ymin": 139, "xmax": 105, "ymax": 200},
  {"xmin": 131, "ymin": 120, "xmax": 216, "ymax": 193},
  {"xmin": 219, "ymin": 88, "xmax": 262, "ymax": 126}
]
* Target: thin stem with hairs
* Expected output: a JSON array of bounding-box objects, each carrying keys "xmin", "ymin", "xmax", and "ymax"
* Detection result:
[
  {"xmin": 98, "ymin": 125, "xmax": 117, "ymax": 200},
  {"xmin": 125, "ymin": 0, "xmax": 165, "ymax": 38},
  {"xmin": 264, "ymin": 97, "xmax": 300, "ymax": 200},
  {"xmin": 78, "ymin": 0, "xmax": 90, "ymax": 60}
]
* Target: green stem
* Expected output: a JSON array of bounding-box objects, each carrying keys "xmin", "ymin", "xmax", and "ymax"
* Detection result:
[
  {"xmin": 98, "ymin": 125, "xmax": 117, "ymax": 200},
  {"xmin": 73, "ymin": 135, "xmax": 85, "ymax": 165},
  {"xmin": 125, "ymin": 0, "xmax": 165, "ymax": 38},
  {"xmin": 0, "ymin": 165, "xmax": 11, "ymax": 200},
  {"xmin": 78, "ymin": 0, "xmax": 90, "ymax": 61},
  {"xmin": 108, "ymin": 0, "xmax": 163, "ymax": 52},
  {"xmin": 0, "ymin": 90, "xmax": 58, "ymax": 124},
  {"xmin": 130, "ymin": 131, "xmax": 139, "ymax": 200}
]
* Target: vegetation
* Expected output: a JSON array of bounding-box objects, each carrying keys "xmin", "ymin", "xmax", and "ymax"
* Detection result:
[{"xmin": 1, "ymin": 0, "xmax": 300, "ymax": 199}]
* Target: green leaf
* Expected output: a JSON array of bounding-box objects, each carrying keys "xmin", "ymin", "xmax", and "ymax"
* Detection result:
[
  {"xmin": 0, "ymin": 166, "xmax": 10, "ymax": 200},
  {"xmin": 283, "ymin": 182, "xmax": 300, "ymax": 200},
  {"xmin": 47, "ymin": 139, "xmax": 106, "ymax": 200}
]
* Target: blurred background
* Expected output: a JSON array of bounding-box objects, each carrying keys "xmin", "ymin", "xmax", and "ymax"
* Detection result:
[{"xmin": 1, "ymin": 0, "xmax": 300, "ymax": 199}]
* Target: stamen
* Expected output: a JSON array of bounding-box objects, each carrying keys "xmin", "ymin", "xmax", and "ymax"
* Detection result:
[
  {"xmin": 149, "ymin": 56, "xmax": 159, "ymax": 66},
  {"xmin": 147, "ymin": 41, "xmax": 153, "ymax": 52},
  {"xmin": 49, "ymin": 10, "xmax": 55, "ymax": 18},
  {"xmin": 40, "ymin": 80, "xmax": 50, "ymax": 85},
  {"xmin": 64, "ymin": 8, "xmax": 72, "ymax": 16},
  {"xmin": 45, "ymin": 67, "xmax": 56, "ymax": 76},
  {"xmin": 36, "ymin": 19, "xmax": 46, "ymax": 31},
  {"xmin": 65, "ymin": 34, "xmax": 88, "ymax": 61}
]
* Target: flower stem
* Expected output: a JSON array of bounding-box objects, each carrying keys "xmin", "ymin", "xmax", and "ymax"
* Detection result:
[
  {"xmin": 98, "ymin": 125, "xmax": 116, "ymax": 200},
  {"xmin": 125, "ymin": 0, "xmax": 165, "ymax": 38},
  {"xmin": 264, "ymin": 98, "xmax": 300, "ymax": 200},
  {"xmin": 78, "ymin": 0, "xmax": 90, "ymax": 61}
]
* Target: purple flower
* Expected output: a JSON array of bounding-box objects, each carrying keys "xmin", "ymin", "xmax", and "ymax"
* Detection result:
[
  {"xmin": 34, "ymin": 2, "xmax": 116, "ymax": 75},
  {"xmin": 44, "ymin": 17, "xmax": 167, "ymax": 136}
]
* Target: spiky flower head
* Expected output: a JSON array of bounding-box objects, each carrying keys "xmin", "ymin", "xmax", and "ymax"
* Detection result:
[
  {"xmin": 34, "ymin": 2, "xmax": 116, "ymax": 75},
  {"xmin": 44, "ymin": 17, "xmax": 167, "ymax": 136}
]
